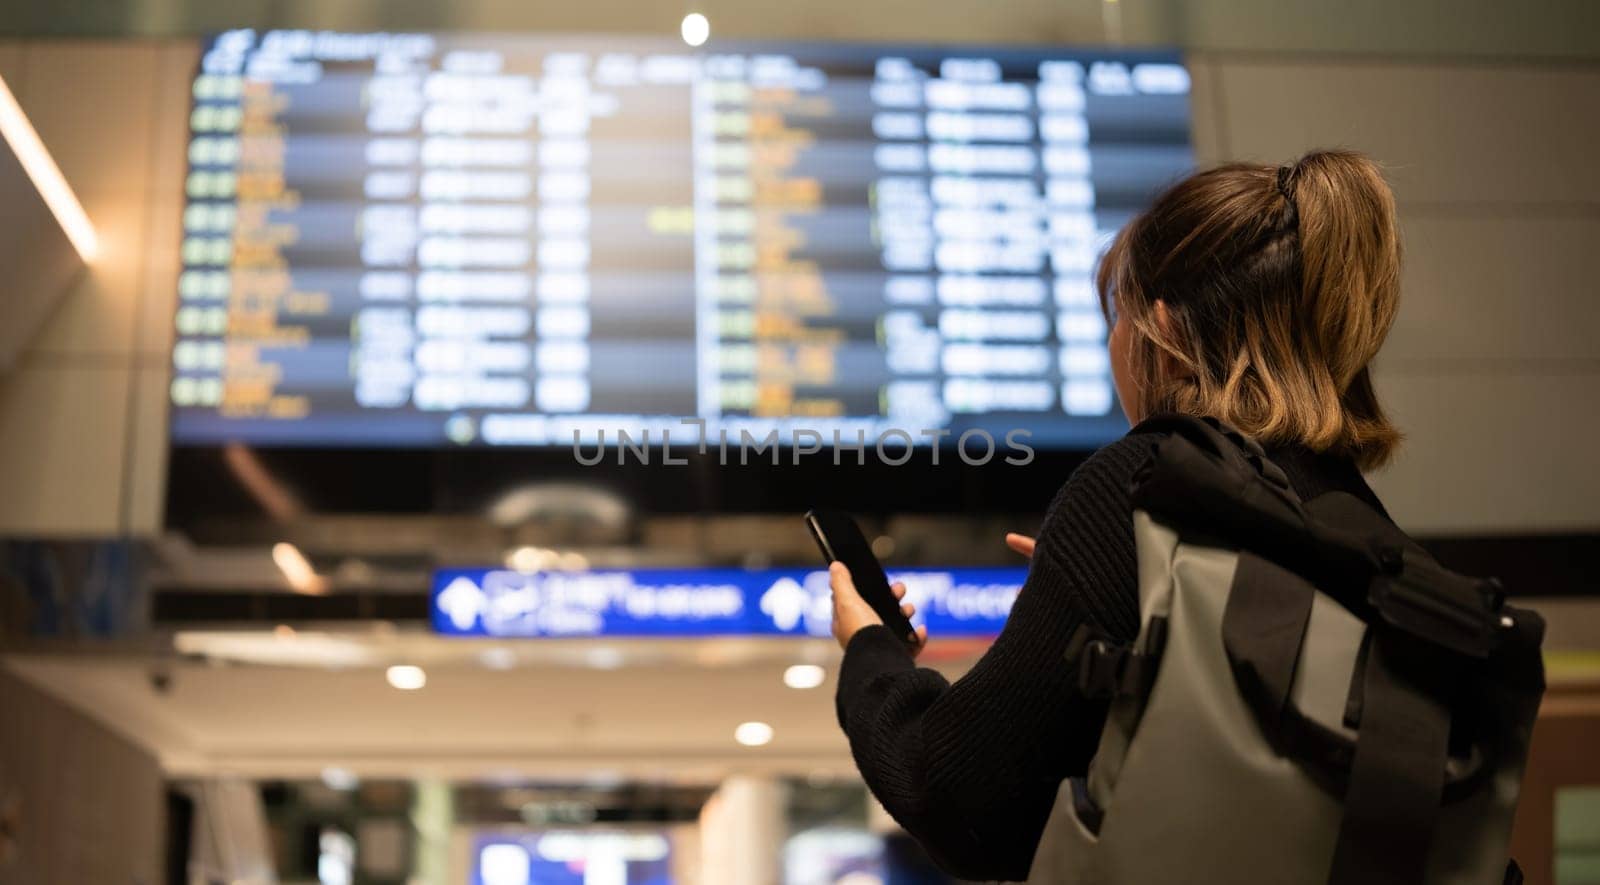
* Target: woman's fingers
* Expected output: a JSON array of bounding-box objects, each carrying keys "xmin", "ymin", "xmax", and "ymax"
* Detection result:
[
  {"xmin": 829, "ymin": 561, "xmax": 857, "ymax": 595},
  {"xmin": 910, "ymin": 625, "xmax": 930, "ymax": 658},
  {"xmin": 891, "ymin": 581, "xmax": 907, "ymax": 600},
  {"xmin": 828, "ymin": 561, "xmax": 886, "ymax": 650},
  {"xmin": 901, "ymin": 603, "xmax": 915, "ymax": 618},
  {"xmin": 1005, "ymin": 532, "xmax": 1037, "ymax": 559}
]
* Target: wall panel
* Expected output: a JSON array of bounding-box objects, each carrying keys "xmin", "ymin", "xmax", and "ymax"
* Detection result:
[
  {"xmin": 0, "ymin": 364, "xmax": 132, "ymax": 535},
  {"xmin": 1388, "ymin": 214, "xmax": 1600, "ymax": 365},
  {"xmin": 1370, "ymin": 371, "xmax": 1600, "ymax": 533},
  {"xmin": 1215, "ymin": 59, "xmax": 1600, "ymax": 206}
]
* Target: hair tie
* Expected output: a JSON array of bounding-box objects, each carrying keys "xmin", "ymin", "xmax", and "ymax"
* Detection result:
[{"xmin": 1275, "ymin": 165, "xmax": 1299, "ymax": 228}]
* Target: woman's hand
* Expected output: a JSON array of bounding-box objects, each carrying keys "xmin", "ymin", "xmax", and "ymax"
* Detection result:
[
  {"xmin": 829, "ymin": 561, "xmax": 927, "ymax": 655},
  {"xmin": 1005, "ymin": 533, "xmax": 1036, "ymax": 558}
]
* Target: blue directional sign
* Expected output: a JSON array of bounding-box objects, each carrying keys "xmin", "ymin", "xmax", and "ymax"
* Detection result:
[{"xmin": 430, "ymin": 566, "xmax": 1029, "ymax": 639}]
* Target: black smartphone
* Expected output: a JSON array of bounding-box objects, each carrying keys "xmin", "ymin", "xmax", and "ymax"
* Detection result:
[{"xmin": 804, "ymin": 507, "xmax": 920, "ymax": 646}]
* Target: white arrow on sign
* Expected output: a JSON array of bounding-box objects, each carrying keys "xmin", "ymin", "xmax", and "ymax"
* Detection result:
[
  {"xmin": 759, "ymin": 576, "xmax": 809, "ymax": 631},
  {"xmin": 436, "ymin": 575, "xmax": 487, "ymax": 631}
]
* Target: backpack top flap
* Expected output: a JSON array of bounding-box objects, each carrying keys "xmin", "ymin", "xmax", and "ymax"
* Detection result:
[{"xmin": 1128, "ymin": 414, "xmax": 1529, "ymax": 658}]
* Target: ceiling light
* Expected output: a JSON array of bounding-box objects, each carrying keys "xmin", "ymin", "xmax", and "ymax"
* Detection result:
[
  {"xmin": 783, "ymin": 664, "xmax": 826, "ymax": 690},
  {"xmin": 0, "ymin": 74, "xmax": 97, "ymax": 261},
  {"xmin": 681, "ymin": 13, "xmax": 710, "ymax": 47},
  {"xmin": 734, "ymin": 721, "xmax": 773, "ymax": 747},
  {"xmin": 272, "ymin": 542, "xmax": 325, "ymax": 594},
  {"xmin": 557, "ymin": 551, "xmax": 590, "ymax": 571},
  {"xmin": 321, "ymin": 767, "xmax": 359, "ymax": 791},
  {"xmin": 386, "ymin": 664, "xmax": 427, "ymax": 691},
  {"xmin": 506, "ymin": 545, "xmax": 549, "ymax": 573}
]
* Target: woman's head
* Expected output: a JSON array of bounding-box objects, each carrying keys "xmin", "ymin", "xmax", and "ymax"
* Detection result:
[{"xmin": 1098, "ymin": 149, "xmax": 1403, "ymax": 469}]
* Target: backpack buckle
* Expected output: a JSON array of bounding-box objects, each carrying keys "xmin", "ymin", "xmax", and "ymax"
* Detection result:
[
  {"xmin": 1078, "ymin": 640, "xmax": 1126, "ymax": 699},
  {"xmin": 1076, "ymin": 625, "xmax": 1167, "ymax": 701}
]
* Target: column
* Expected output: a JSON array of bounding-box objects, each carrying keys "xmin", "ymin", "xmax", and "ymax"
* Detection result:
[{"xmin": 698, "ymin": 776, "xmax": 787, "ymax": 885}]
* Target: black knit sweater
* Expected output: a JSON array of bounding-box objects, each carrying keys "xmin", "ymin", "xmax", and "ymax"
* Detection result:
[{"xmin": 834, "ymin": 426, "xmax": 1389, "ymax": 882}]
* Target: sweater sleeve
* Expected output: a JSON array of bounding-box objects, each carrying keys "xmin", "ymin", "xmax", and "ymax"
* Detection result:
[{"xmin": 834, "ymin": 434, "xmax": 1155, "ymax": 881}]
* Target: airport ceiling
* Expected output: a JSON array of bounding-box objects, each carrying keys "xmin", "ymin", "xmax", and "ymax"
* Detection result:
[
  {"xmin": 2, "ymin": 633, "xmax": 987, "ymax": 781},
  {"xmin": 0, "ymin": 0, "xmax": 1597, "ymax": 62}
]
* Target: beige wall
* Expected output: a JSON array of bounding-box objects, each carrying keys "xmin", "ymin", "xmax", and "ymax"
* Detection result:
[
  {"xmin": 0, "ymin": 39, "xmax": 1595, "ymax": 537},
  {"xmin": 0, "ymin": 40, "xmax": 189, "ymax": 537},
  {"xmin": 1188, "ymin": 56, "xmax": 1600, "ymax": 533},
  {"xmin": 0, "ymin": 666, "xmax": 165, "ymax": 885}
]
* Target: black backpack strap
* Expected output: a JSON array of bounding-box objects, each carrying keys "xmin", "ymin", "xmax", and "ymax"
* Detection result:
[
  {"xmin": 1222, "ymin": 552, "xmax": 1317, "ymax": 752},
  {"xmin": 1307, "ymin": 494, "xmax": 1511, "ymax": 885},
  {"xmin": 1326, "ymin": 626, "xmax": 1453, "ymax": 885}
]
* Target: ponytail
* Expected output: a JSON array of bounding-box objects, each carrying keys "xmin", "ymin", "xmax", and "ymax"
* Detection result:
[{"xmin": 1285, "ymin": 150, "xmax": 1403, "ymax": 464}]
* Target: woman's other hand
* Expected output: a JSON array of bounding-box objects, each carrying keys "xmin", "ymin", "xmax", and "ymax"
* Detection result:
[
  {"xmin": 829, "ymin": 562, "xmax": 927, "ymax": 655},
  {"xmin": 1005, "ymin": 533, "xmax": 1036, "ymax": 558}
]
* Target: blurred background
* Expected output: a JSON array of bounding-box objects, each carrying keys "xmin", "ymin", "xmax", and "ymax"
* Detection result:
[{"xmin": 0, "ymin": 1, "xmax": 1597, "ymax": 883}]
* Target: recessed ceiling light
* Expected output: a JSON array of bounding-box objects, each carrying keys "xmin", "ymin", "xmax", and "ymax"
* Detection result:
[
  {"xmin": 734, "ymin": 721, "xmax": 773, "ymax": 747},
  {"xmin": 386, "ymin": 664, "xmax": 427, "ymax": 691},
  {"xmin": 783, "ymin": 664, "xmax": 826, "ymax": 690},
  {"xmin": 681, "ymin": 13, "xmax": 710, "ymax": 47}
]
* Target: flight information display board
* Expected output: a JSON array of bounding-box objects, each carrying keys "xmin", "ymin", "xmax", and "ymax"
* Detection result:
[{"xmin": 170, "ymin": 30, "xmax": 1193, "ymax": 449}]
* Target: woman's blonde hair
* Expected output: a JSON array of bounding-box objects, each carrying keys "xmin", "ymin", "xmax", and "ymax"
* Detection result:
[{"xmin": 1097, "ymin": 149, "xmax": 1402, "ymax": 469}]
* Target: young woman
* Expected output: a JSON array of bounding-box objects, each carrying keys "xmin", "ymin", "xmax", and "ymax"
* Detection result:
[{"xmin": 828, "ymin": 150, "xmax": 1404, "ymax": 881}]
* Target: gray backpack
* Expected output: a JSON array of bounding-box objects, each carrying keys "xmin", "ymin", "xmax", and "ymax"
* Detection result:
[{"xmin": 1024, "ymin": 416, "xmax": 1545, "ymax": 885}]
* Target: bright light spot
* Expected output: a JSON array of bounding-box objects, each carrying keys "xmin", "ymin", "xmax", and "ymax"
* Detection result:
[
  {"xmin": 479, "ymin": 843, "xmax": 530, "ymax": 884},
  {"xmin": 0, "ymin": 74, "xmax": 97, "ymax": 261},
  {"xmin": 273, "ymin": 624, "xmax": 296, "ymax": 641},
  {"xmin": 479, "ymin": 647, "xmax": 517, "ymax": 670},
  {"xmin": 320, "ymin": 766, "xmax": 359, "ymax": 791},
  {"xmin": 506, "ymin": 545, "xmax": 547, "ymax": 572},
  {"xmin": 784, "ymin": 664, "xmax": 827, "ymax": 690},
  {"xmin": 584, "ymin": 770, "xmax": 625, "ymax": 789},
  {"xmin": 557, "ymin": 551, "xmax": 590, "ymax": 571},
  {"xmin": 386, "ymin": 664, "xmax": 427, "ymax": 691},
  {"xmin": 506, "ymin": 547, "xmax": 588, "ymax": 573},
  {"xmin": 272, "ymin": 542, "xmax": 324, "ymax": 594},
  {"xmin": 681, "ymin": 12, "xmax": 710, "ymax": 47},
  {"xmin": 586, "ymin": 647, "xmax": 625, "ymax": 670},
  {"xmin": 734, "ymin": 721, "xmax": 773, "ymax": 747}
]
